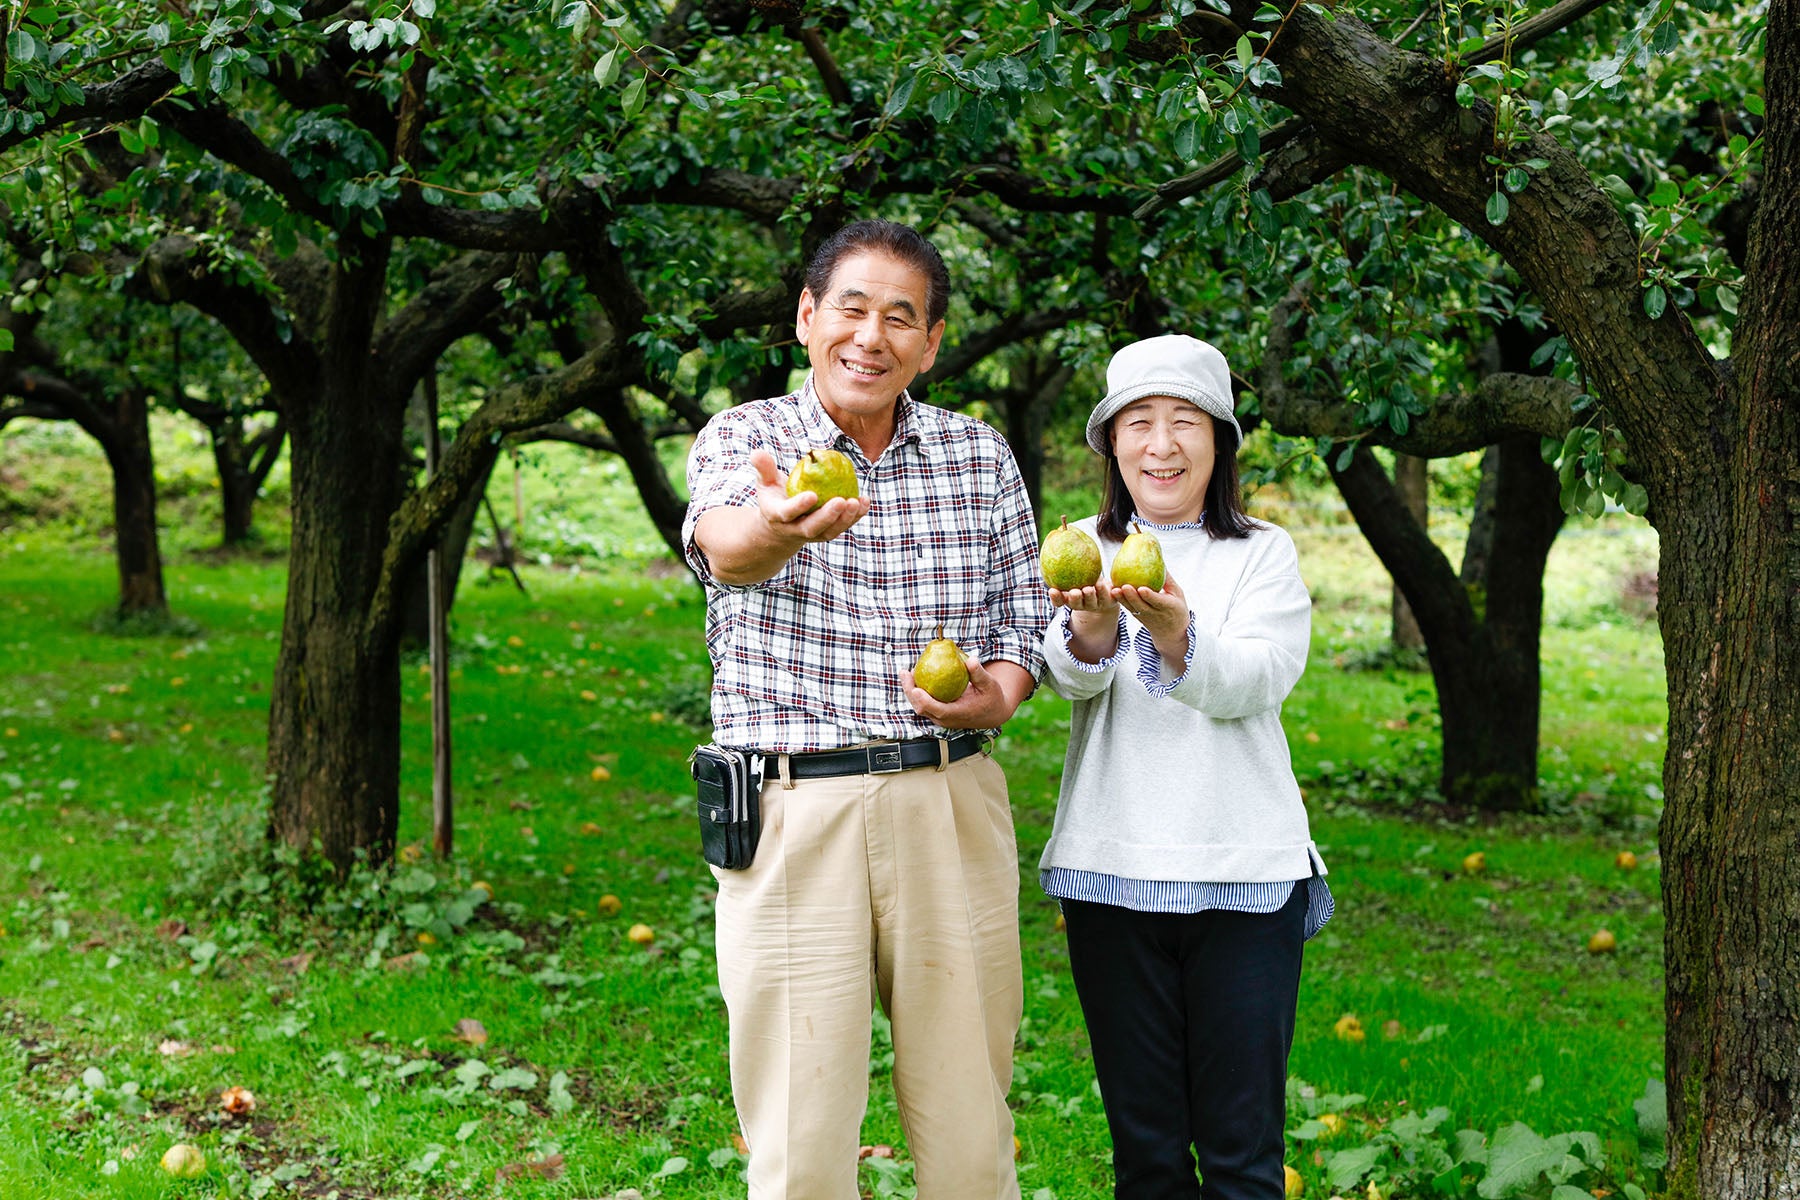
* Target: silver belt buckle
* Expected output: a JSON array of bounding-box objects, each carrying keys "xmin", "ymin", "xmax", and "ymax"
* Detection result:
[{"xmin": 867, "ymin": 743, "xmax": 905, "ymax": 774}]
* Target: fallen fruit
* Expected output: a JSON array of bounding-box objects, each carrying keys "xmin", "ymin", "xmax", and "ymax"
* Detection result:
[
  {"xmin": 160, "ymin": 1144, "xmax": 205, "ymax": 1177},
  {"xmin": 470, "ymin": 880, "xmax": 494, "ymax": 902},
  {"xmin": 590, "ymin": 765, "xmax": 612, "ymax": 782},
  {"xmin": 1588, "ymin": 928, "xmax": 1617, "ymax": 954},
  {"xmin": 1054, "ymin": 912, "xmax": 1066, "ymax": 933},
  {"xmin": 417, "ymin": 931, "xmax": 437, "ymax": 946},
  {"xmin": 219, "ymin": 1085, "xmax": 256, "ymax": 1115},
  {"xmin": 1462, "ymin": 851, "xmax": 1487, "ymax": 874},
  {"xmin": 1615, "ymin": 850, "xmax": 1638, "ymax": 870},
  {"xmin": 1332, "ymin": 1015, "xmax": 1365, "ymax": 1044},
  {"xmin": 627, "ymin": 923, "xmax": 655, "ymax": 945},
  {"xmin": 1013, "ymin": 1134, "xmax": 1023, "ymax": 1160},
  {"xmin": 452, "ymin": 1018, "xmax": 489, "ymax": 1046},
  {"xmin": 1285, "ymin": 1164, "xmax": 1304, "ymax": 1197},
  {"xmin": 1317, "ymin": 1112, "xmax": 1346, "ymax": 1135},
  {"xmin": 597, "ymin": 894, "xmax": 623, "ymax": 916},
  {"xmin": 580, "ymin": 821, "xmax": 603, "ymax": 836}
]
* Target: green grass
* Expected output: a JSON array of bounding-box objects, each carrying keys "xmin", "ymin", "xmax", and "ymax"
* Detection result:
[{"xmin": 1, "ymin": 417, "xmax": 1669, "ymax": 1198}]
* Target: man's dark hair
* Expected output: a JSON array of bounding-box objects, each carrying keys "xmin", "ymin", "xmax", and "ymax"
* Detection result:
[
  {"xmin": 804, "ymin": 220, "xmax": 951, "ymax": 329},
  {"xmin": 1095, "ymin": 414, "xmax": 1254, "ymax": 543}
]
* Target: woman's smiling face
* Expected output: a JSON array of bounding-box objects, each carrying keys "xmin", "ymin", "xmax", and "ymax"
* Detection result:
[{"xmin": 1111, "ymin": 396, "xmax": 1216, "ymax": 525}]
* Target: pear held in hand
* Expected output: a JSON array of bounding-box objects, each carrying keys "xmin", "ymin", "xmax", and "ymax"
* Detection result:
[
  {"xmin": 785, "ymin": 448, "xmax": 859, "ymax": 512},
  {"xmin": 1040, "ymin": 516, "xmax": 1103, "ymax": 591},
  {"xmin": 1110, "ymin": 523, "xmax": 1166, "ymax": 591},
  {"xmin": 913, "ymin": 625, "xmax": 971, "ymax": 703}
]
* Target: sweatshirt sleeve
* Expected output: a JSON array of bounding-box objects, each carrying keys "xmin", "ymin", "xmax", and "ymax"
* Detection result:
[
  {"xmin": 1143, "ymin": 527, "xmax": 1311, "ymax": 718},
  {"xmin": 1042, "ymin": 608, "xmax": 1128, "ymax": 701}
]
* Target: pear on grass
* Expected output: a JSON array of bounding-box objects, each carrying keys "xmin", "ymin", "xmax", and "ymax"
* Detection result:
[
  {"xmin": 1040, "ymin": 516, "xmax": 1102, "ymax": 591},
  {"xmin": 1110, "ymin": 523, "xmax": 1166, "ymax": 591},
  {"xmin": 785, "ymin": 448, "xmax": 859, "ymax": 512},
  {"xmin": 913, "ymin": 625, "xmax": 971, "ymax": 703}
]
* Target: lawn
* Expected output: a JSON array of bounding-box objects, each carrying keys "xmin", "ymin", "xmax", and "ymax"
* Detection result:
[{"xmin": 0, "ymin": 418, "xmax": 1668, "ymax": 1199}]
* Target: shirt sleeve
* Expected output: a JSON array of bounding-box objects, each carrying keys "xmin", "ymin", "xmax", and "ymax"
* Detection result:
[
  {"xmin": 1041, "ymin": 608, "xmax": 1127, "ymax": 700},
  {"xmin": 681, "ymin": 409, "xmax": 778, "ymax": 589},
  {"xmin": 980, "ymin": 439, "xmax": 1053, "ymax": 681},
  {"xmin": 1152, "ymin": 527, "xmax": 1311, "ymax": 718}
]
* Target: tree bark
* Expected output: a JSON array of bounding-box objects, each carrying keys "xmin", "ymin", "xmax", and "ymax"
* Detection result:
[
  {"xmin": 1389, "ymin": 453, "xmax": 1427, "ymax": 651},
  {"xmin": 1660, "ymin": 5, "xmax": 1800, "ymax": 1193},
  {"xmin": 105, "ymin": 388, "xmax": 168, "ymax": 617},
  {"xmin": 265, "ymin": 248, "xmax": 406, "ymax": 869}
]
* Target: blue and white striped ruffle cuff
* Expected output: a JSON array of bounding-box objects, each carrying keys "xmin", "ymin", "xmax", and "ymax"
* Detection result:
[{"xmin": 1042, "ymin": 866, "xmax": 1335, "ymax": 941}]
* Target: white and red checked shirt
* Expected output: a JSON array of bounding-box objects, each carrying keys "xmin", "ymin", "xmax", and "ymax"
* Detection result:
[{"xmin": 682, "ymin": 376, "xmax": 1050, "ymax": 753}]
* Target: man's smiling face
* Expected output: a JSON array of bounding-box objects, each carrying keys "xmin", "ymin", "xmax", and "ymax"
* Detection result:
[{"xmin": 796, "ymin": 250, "xmax": 944, "ymax": 431}]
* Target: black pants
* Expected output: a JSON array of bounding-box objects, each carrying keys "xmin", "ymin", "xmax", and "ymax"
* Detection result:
[{"xmin": 1062, "ymin": 881, "xmax": 1308, "ymax": 1200}]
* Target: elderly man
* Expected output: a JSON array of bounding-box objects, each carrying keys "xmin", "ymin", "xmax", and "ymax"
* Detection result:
[{"xmin": 683, "ymin": 218, "xmax": 1049, "ymax": 1199}]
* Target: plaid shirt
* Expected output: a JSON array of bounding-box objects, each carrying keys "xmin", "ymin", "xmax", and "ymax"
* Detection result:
[{"xmin": 682, "ymin": 376, "xmax": 1050, "ymax": 753}]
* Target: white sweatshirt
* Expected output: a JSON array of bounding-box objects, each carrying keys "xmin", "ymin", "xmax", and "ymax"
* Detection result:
[{"xmin": 1037, "ymin": 515, "xmax": 1326, "ymax": 885}]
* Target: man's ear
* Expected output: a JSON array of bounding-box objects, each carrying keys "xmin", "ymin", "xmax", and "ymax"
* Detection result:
[
  {"xmin": 795, "ymin": 287, "xmax": 817, "ymax": 342},
  {"xmin": 918, "ymin": 318, "xmax": 947, "ymax": 373}
]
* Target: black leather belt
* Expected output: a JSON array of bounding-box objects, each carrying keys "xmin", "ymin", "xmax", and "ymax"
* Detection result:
[{"xmin": 784, "ymin": 735, "xmax": 986, "ymax": 779}]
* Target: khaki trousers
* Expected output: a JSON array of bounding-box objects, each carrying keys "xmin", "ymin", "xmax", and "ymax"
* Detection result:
[{"xmin": 713, "ymin": 751, "xmax": 1023, "ymax": 1200}]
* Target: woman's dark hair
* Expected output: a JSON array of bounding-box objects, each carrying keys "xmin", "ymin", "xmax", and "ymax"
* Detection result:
[
  {"xmin": 804, "ymin": 220, "xmax": 951, "ymax": 329},
  {"xmin": 1096, "ymin": 414, "xmax": 1254, "ymax": 543}
]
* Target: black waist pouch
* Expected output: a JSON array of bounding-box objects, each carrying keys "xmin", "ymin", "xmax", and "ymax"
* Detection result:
[{"xmin": 689, "ymin": 744, "xmax": 764, "ymax": 870}]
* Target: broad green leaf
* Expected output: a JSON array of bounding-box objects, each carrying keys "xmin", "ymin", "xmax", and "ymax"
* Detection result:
[
  {"xmin": 1503, "ymin": 167, "xmax": 1529, "ymax": 193},
  {"xmin": 1325, "ymin": 1143, "xmax": 1383, "ymax": 1190},
  {"xmin": 1643, "ymin": 284, "xmax": 1667, "ymax": 320},
  {"xmin": 0, "ymin": 329, "xmax": 13, "ymax": 353},
  {"xmin": 621, "ymin": 74, "xmax": 647, "ymax": 118},
  {"xmin": 413, "ymin": 0, "xmax": 436, "ymax": 16},
  {"xmin": 884, "ymin": 71, "xmax": 917, "ymax": 118},
  {"xmin": 1235, "ymin": 35, "xmax": 1253, "ymax": 69},
  {"xmin": 6, "ymin": 30, "xmax": 38, "ymax": 62},
  {"xmin": 1174, "ymin": 117, "xmax": 1200, "ymax": 160},
  {"xmin": 1486, "ymin": 189, "xmax": 1509, "ymax": 225},
  {"xmin": 593, "ymin": 47, "xmax": 619, "ymax": 88},
  {"xmin": 1716, "ymin": 285, "xmax": 1738, "ymax": 315}
]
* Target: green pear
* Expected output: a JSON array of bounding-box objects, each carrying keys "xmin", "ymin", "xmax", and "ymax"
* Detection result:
[
  {"xmin": 1110, "ymin": 523, "xmax": 1166, "ymax": 591},
  {"xmin": 1040, "ymin": 515, "xmax": 1103, "ymax": 591},
  {"xmin": 785, "ymin": 448, "xmax": 859, "ymax": 512},
  {"xmin": 912, "ymin": 625, "xmax": 971, "ymax": 703}
]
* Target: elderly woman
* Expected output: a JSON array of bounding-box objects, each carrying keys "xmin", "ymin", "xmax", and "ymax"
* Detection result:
[{"xmin": 1039, "ymin": 334, "xmax": 1333, "ymax": 1200}]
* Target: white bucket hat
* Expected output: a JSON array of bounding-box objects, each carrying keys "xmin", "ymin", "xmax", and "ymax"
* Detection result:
[{"xmin": 1084, "ymin": 334, "xmax": 1242, "ymax": 455}]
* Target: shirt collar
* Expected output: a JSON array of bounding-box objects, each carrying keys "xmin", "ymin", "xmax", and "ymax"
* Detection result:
[{"xmin": 796, "ymin": 373, "xmax": 926, "ymax": 460}]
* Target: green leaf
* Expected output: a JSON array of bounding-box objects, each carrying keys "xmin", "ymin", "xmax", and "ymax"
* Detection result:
[
  {"xmin": 1174, "ymin": 117, "xmax": 1200, "ymax": 160},
  {"xmin": 593, "ymin": 47, "xmax": 619, "ymax": 88},
  {"xmin": 1334, "ymin": 444, "xmax": 1355, "ymax": 472},
  {"xmin": 1648, "ymin": 178, "xmax": 1679, "ymax": 206},
  {"xmin": 1325, "ymin": 1144, "xmax": 1383, "ymax": 1190},
  {"xmin": 1715, "ymin": 285, "xmax": 1738, "ymax": 315},
  {"xmin": 1235, "ymin": 35, "xmax": 1253, "ymax": 69},
  {"xmin": 1486, "ymin": 189, "xmax": 1509, "ymax": 225},
  {"xmin": 620, "ymin": 74, "xmax": 647, "ymax": 118},
  {"xmin": 1746, "ymin": 93, "xmax": 1765, "ymax": 116},
  {"xmin": 1504, "ymin": 167, "xmax": 1529, "ymax": 193},
  {"xmin": 884, "ymin": 71, "xmax": 917, "ymax": 118},
  {"xmin": 1643, "ymin": 284, "xmax": 1667, "ymax": 320},
  {"xmin": 654, "ymin": 1156, "xmax": 690, "ymax": 1178},
  {"xmin": 8, "ymin": 30, "xmax": 39, "ymax": 61},
  {"xmin": 0, "ymin": 329, "xmax": 13, "ymax": 354},
  {"xmin": 413, "ymin": 0, "xmax": 436, "ymax": 16}
]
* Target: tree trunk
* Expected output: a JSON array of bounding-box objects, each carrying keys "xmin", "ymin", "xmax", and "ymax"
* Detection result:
[
  {"xmin": 1330, "ymin": 436, "xmax": 1561, "ymax": 810},
  {"xmin": 266, "ymin": 257, "xmax": 407, "ymax": 870},
  {"xmin": 1661, "ymin": 7, "xmax": 1800, "ymax": 1190},
  {"xmin": 212, "ymin": 415, "xmax": 258, "ymax": 546},
  {"xmin": 1389, "ymin": 453, "xmax": 1426, "ymax": 650},
  {"xmin": 103, "ymin": 388, "xmax": 167, "ymax": 617},
  {"xmin": 588, "ymin": 389, "xmax": 687, "ymax": 559}
]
